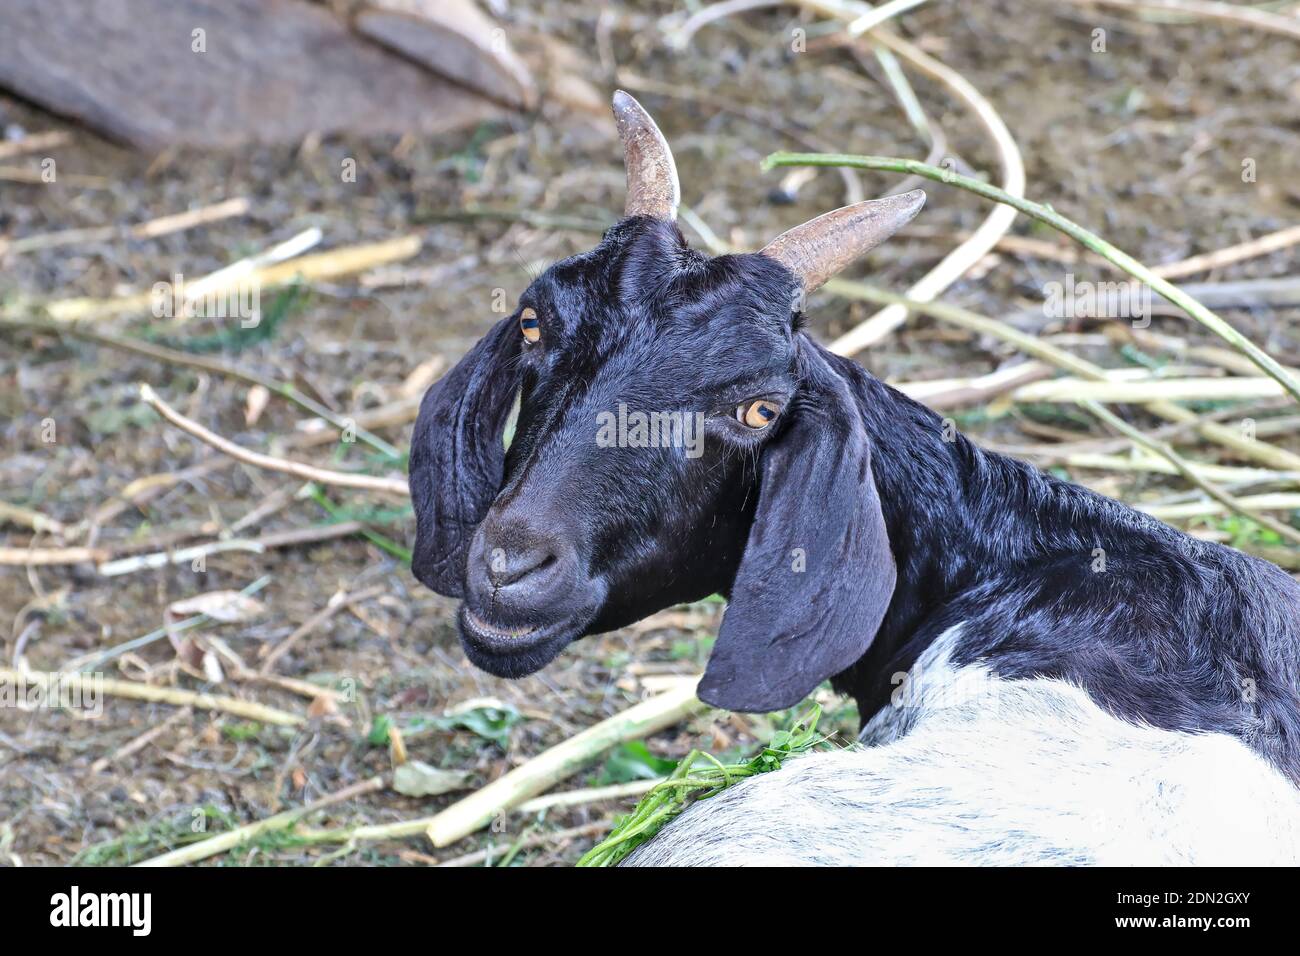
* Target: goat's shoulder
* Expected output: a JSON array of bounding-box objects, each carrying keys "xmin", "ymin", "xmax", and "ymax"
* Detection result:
[{"xmin": 940, "ymin": 542, "xmax": 1300, "ymax": 778}]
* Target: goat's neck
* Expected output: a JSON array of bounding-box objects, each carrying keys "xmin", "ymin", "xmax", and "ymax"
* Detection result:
[{"xmin": 834, "ymin": 358, "xmax": 1097, "ymax": 705}]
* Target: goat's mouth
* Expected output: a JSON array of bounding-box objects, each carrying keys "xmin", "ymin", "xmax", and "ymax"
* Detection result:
[
  {"xmin": 463, "ymin": 609, "xmax": 539, "ymax": 642},
  {"xmin": 456, "ymin": 605, "xmax": 589, "ymax": 678}
]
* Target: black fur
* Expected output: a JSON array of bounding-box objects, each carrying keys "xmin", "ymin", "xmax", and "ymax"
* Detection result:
[
  {"xmin": 410, "ymin": 215, "xmax": 1300, "ymax": 780},
  {"xmin": 832, "ymin": 357, "xmax": 1300, "ymax": 779}
]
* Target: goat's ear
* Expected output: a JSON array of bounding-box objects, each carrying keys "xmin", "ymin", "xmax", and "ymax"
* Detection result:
[
  {"xmin": 698, "ymin": 340, "xmax": 896, "ymax": 712},
  {"xmin": 409, "ymin": 317, "xmax": 522, "ymax": 597}
]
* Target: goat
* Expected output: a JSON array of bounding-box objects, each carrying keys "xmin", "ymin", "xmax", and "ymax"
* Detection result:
[{"xmin": 409, "ymin": 92, "xmax": 1300, "ymax": 865}]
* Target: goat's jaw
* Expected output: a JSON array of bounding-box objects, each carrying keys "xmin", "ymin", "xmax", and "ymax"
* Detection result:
[{"xmin": 455, "ymin": 603, "xmax": 597, "ymax": 679}]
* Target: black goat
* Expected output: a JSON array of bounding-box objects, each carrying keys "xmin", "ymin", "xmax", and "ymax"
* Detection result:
[{"xmin": 410, "ymin": 93, "xmax": 1300, "ymax": 864}]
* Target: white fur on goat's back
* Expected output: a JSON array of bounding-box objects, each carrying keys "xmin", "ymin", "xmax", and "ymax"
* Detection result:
[
  {"xmin": 626, "ymin": 626, "xmax": 1300, "ymax": 866},
  {"xmin": 857, "ymin": 623, "xmax": 968, "ymax": 747}
]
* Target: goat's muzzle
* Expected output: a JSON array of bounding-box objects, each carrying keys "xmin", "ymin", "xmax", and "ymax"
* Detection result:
[{"xmin": 458, "ymin": 507, "xmax": 603, "ymax": 675}]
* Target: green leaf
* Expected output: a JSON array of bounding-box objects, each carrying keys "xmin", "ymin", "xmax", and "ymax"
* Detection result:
[
  {"xmin": 403, "ymin": 703, "xmax": 525, "ymax": 752},
  {"xmin": 368, "ymin": 714, "xmax": 393, "ymax": 746},
  {"xmin": 222, "ymin": 721, "xmax": 262, "ymax": 742},
  {"xmin": 598, "ymin": 741, "xmax": 679, "ymax": 785},
  {"xmin": 445, "ymin": 704, "xmax": 522, "ymax": 751}
]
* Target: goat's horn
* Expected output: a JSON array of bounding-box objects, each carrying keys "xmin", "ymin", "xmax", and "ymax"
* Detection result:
[
  {"xmin": 760, "ymin": 189, "xmax": 926, "ymax": 293},
  {"xmin": 612, "ymin": 90, "xmax": 680, "ymax": 221}
]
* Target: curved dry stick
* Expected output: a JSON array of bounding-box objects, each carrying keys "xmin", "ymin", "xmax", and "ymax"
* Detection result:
[
  {"xmin": 665, "ymin": 0, "xmax": 809, "ymax": 48},
  {"xmin": 139, "ymin": 384, "xmax": 410, "ymax": 496},
  {"xmin": 664, "ymin": 0, "xmax": 1025, "ymax": 355},
  {"xmin": 822, "ymin": 26, "xmax": 1025, "ymax": 354},
  {"xmin": 668, "ymin": 0, "xmax": 928, "ymax": 43}
]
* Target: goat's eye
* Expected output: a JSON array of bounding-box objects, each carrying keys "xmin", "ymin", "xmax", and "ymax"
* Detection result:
[
  {"xmin": 736, "ymin": 400, "xmax": 781, "ymax": 429},
  {"xmin": 519, "ymin": 307, "xmax": 540, "ymax": 344}
]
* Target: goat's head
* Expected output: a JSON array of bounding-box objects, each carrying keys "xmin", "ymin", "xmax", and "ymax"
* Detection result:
[{"xmin": 410, "ymin": 92, "xmax": 922, "ymax": 711}]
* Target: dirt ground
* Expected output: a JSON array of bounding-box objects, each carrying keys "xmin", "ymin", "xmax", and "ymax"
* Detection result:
[{"xmin": 2, "ymin": 1, "xmax": 1298, "ymax": 866}]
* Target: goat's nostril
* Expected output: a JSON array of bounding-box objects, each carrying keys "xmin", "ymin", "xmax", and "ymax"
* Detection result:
[{"xmin": 487, "ymin": 546, "xmax": 559, "ymax": 588}]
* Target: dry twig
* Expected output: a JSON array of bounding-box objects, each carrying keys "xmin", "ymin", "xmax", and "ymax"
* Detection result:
[
  {"xmin": 38, "ymin": 235, "xmax": 422, "ymax": 322},
  {"xmin": 1081, "ymin": 401, "xmax": 1300, "ymax": 547},
  {"xmin": 1, "ymin": 197, "xmax": 250, "ymax": 256},
  {"xmin": 95, "ymin": 521, "xmax": 370, "ymax": 577},
  {"xmin": 133, "ymin": 776, "xmax": 386, "ymax": 867},
  {"xmin": 259, "ymin": 584, "xmax": 387, "ymax": 673},
  {"xmin": 0, "ymin": 668, "xmax": 305, "ymax": 727},
  {"xmin": 0, "ymin": 501, "xmax": 66, "ymax": 536},
  {"xmin": 138, "ymin": 385, "xmax": 409, "ymax": 496}
]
